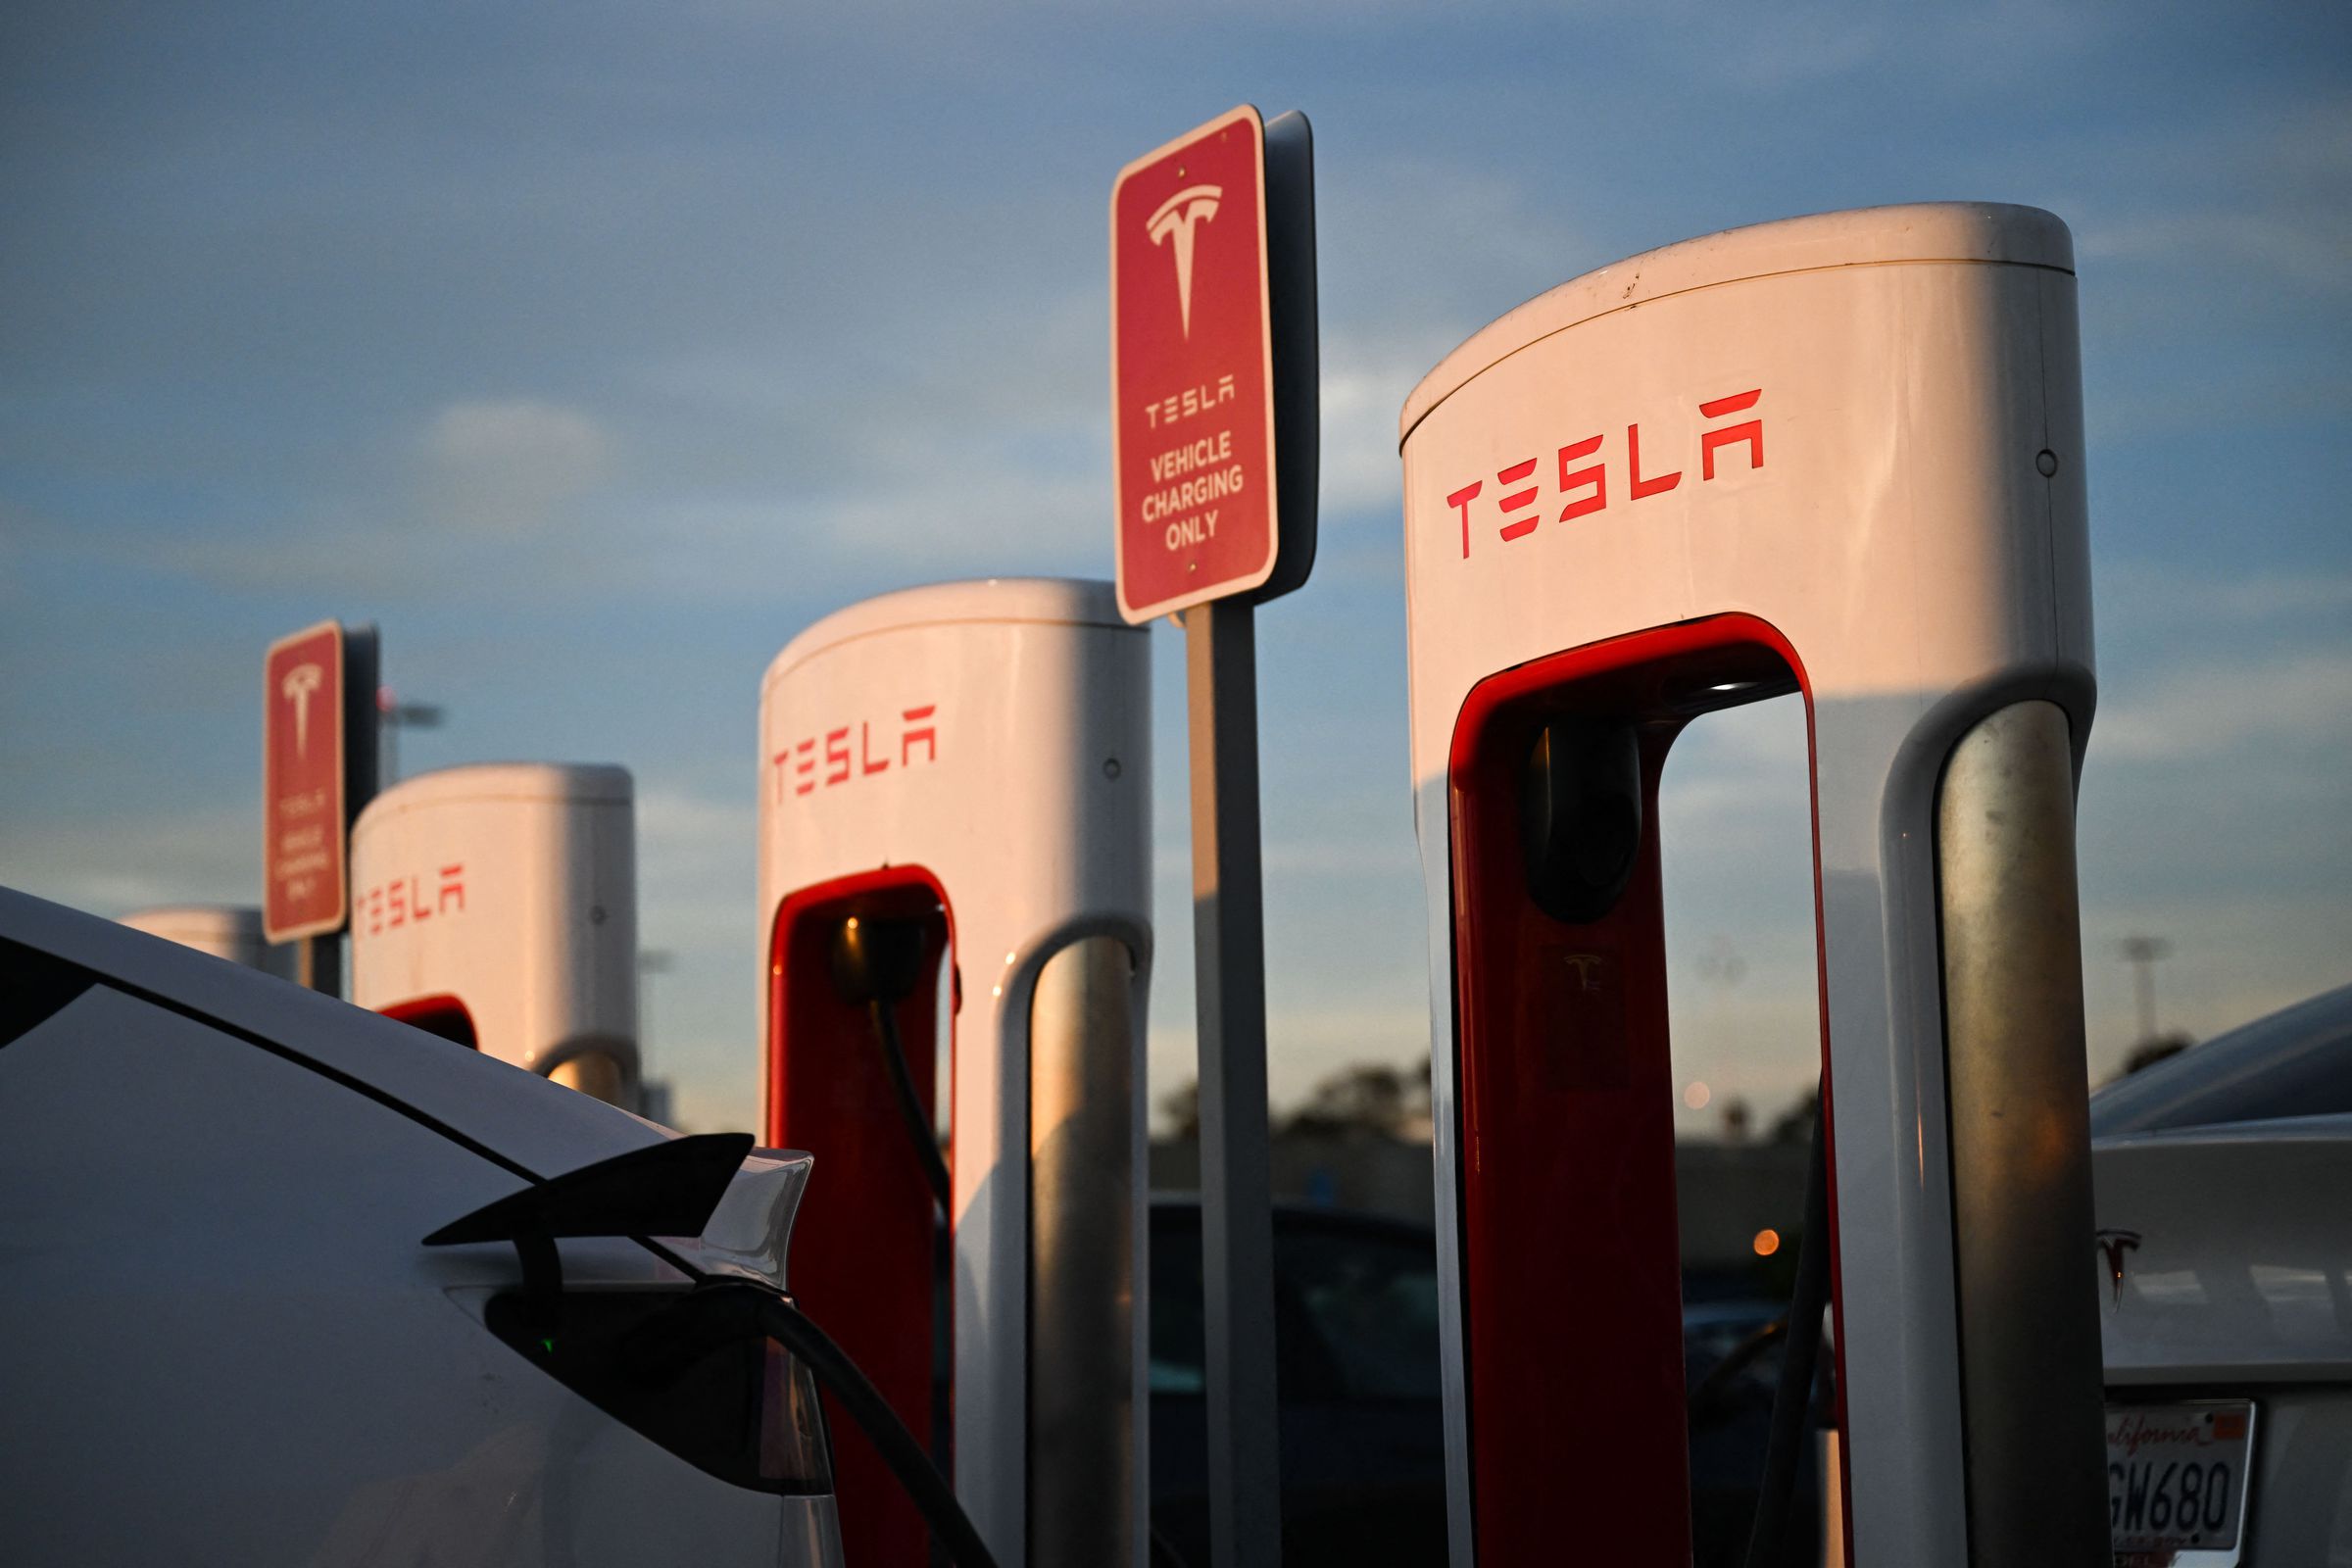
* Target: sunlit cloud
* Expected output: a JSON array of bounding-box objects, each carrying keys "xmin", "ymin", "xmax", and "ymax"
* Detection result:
[
  {"xmin": 0, "ymin": 807, "xmax": 258, "ymax": 918},
  {"xmin": 419, "ymin": 398, "xmax": 616, "ymax": 534},
  {"xmin": 2092, "ymin": 649, "xmax": 2352, "ymax": 763}
]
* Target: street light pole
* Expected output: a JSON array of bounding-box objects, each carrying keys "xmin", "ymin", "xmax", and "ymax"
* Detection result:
[
  {"xmin": 2120, "ymin": 935, "xmax": 2171, "ymax": 1043},
  {"xmin": 377, "ymin": 690, "xmax": 445, "ymax": 785},
  {"xmin": 637, "ymin": 949, "xmax": 674, "ymax": 1058}
]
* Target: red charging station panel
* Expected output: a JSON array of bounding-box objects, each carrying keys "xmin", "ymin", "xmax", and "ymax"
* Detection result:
[
  {"xmin": 767, "ymin": 867, "xmax": 953, "ymax": 1566},
  {"xmin": 1448, "ymin": 614, "xmax": 1827, "ymax": 1565}
]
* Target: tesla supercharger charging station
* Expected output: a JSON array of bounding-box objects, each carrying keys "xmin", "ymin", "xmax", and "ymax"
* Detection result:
[
  {"xmin": 1401, "ymin": 205, "xmax": 2109, "ymax": 1565},
  {"xmin": 759, "ymin": 577, "xmax": 1151, "ymax": 1568},
  {"xmin": 119, "ymin": 905, "xmax": 294, "ymax": 978},
  {"xmin": 349, "ymin": 762, "xmax": 640, "ymax": 1107}
]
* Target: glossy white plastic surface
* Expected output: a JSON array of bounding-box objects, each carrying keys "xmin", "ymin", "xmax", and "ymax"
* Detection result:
[
  {"xmin": 350, "ymin": 763, "xmax": 639, "ymax": 1085},
  {"xmin": 698, "ymin": 1149, "xmax": 816, "ymax": 1291},
  {"xmin": 1399, "ymin": 203, "xmax": 2094, "ymax": 1565},
  {"xmin": 758, "ymin": 576, "xmax": 1152, "ymax": 1563},
  {"xmin": 11, "ymin": 887, "xmax": 661, "ymax": 1177},
  {"xmin": 0, "ymin": 886, "xmax": 840, "ymax": 1566}
]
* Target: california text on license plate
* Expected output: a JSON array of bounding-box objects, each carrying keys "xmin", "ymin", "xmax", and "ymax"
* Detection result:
[{"xmin": 2107, "ymin": 1400, "xmax": 2256, "ymax": 1565}]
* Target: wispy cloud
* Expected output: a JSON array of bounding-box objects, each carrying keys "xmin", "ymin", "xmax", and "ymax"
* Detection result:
[
  {"xmin": 2093, "ymin": 649, "xmax": 2352, "ymax": 762},
  {"xmin": 2099, "ymin": 561, "xmax": 2352, "ymax": 627},
  {"xmin": 1318, "ymin": 329, "xmax": 1466, "ymax": 515},
  {"xmin": 0, "ymin": 806, "xmax": 258, "ymax": 918},
  {"xmin": 2072, "ymin": 95, "xmax": 2352, "ymax": 289},
  {"xmin": 419, "ymin": 399, "xmax": 615, "ymax": 534},
  {"xmin": 2080, "ymin": 209, "xmax": 2351, "ymax": 293}
]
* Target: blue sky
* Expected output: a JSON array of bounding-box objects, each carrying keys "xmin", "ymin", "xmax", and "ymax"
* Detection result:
[{"xmin": 4, "ymin": 0, "xmax": 2346, "ymax": 1135}]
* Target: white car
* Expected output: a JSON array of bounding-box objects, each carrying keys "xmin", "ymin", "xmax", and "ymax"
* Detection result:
[
  {"xmin": 0, "ymin": 885, "xmax": 984, "ymax": 1566},
  {"xmin": 2092, "ymin": 984, "xmax": 2352, "ymax": 1565}
]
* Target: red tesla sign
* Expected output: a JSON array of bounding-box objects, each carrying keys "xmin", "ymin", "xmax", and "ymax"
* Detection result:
[
  {"xmin": 264, "ymin": 621, "xmax": 348, "ymax": 941},
  {"xmin": 1111, "ymin": 105, "xmax": 1282, "ymax": 623}
]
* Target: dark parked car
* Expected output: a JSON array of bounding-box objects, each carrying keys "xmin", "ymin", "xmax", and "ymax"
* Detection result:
[
  {"xmin": 1146, "ymin": 1199, "xmax": 1815, "ymax": 1567},
  {"xmin": 2091, "ymin": 981, "xmax": 2352, "ymax": 1136},
  {"xmin": 1148, "ymin": 1200, "xmax": 1447, "ymax": 1566}
]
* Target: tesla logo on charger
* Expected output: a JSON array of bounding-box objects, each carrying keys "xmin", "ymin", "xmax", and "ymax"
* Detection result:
[
  {"xmin": 1560, "ymin": 953, "xmax": 1606, "ymax": 991},
  {"xmin": 360, "ymin": 862, "xmax": 466, "ymax": 936},
  {"xmin": 1148, "ymin": 184, "xmax": 1222, "ymax": 337},
  {"xmin": 771, "ymin": 705, "xmax": 939, "ymax": 804},
  {"xmin": 1446, "ymin": 389, "xmax": 1766, "ymax": 560},
  {"xmin": 2096, "ymin": 1228, "xmax": 2142, "ymax": 1307},
  {"xmin": 281, "ymin": 663, "xmax": 325, "ymax": 756}
]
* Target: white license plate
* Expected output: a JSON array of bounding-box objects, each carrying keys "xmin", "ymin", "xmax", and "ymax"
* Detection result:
[{"xmin": 2107, "ymin": 1399, "xmax": 2256, "ymax": 1564}]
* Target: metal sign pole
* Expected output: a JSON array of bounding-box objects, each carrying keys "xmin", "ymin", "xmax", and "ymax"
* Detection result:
[
  {"xmin": 315, "ymin": 624, "xmax": 380, "ymax": 998},
  {"xmin": 1184, "ymin": 593, "xmax": 1281, "ymax": 1568},
  {"xmin": 294, "ymin": 932, "xmax": 340, "ymax": 996},
  {"xmin": 344, "ymin": 623, "xmax": 380, "ymax": 819},
  {"xmin": 1112, "ymin": 104, "xmax": 1314, "ymax": 1568}
]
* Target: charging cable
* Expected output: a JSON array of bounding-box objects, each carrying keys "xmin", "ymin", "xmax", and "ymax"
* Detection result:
[
  {"xmin": 627, "ymin": 1282, "xmax": 1000, "ymax": 1568},
  {"xmin": 830, "ymin": 915, "xmax": 952, "ymax": 1212}
]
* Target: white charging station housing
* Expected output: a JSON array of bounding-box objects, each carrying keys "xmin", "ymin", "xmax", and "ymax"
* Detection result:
[
  {"xmin": 350, "ymin": 763, "xmax": 639, "ymax": 1100},
  {"xmin": 119, "ymin": 905, "xmax": 294, "ymax": 979},
  {"xmin": 1401, "ymin": 204, "xmax": 2101, "ymax": 1566},
  {"xmin": 759, "ymin": 577, "xmax": 1152, "ymax": 1568}
]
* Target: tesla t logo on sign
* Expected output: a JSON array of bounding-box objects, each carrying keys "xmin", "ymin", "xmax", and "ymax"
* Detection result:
[
  {"xmin": 281, "ymin": 662, "xmax": 325, "ymax": 754},
  {"xmin": 265, "ymin": 621, "xmax": 348, "ymax": 942},
  {"xmin": 1148, "ymin": 184, "xmax": 1221, "ymax": 336},
  {"xmin": 1111, "ymin": 105, "xmax": 1280, "ymax": 623}
]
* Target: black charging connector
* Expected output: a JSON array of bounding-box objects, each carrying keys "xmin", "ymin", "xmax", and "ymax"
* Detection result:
[
  {"xmin": 624, "ymin": 1282, "xmax": 1001, "ymax": 1568},
  {"xmin": 1520, "ymin": 717, "xmax": 1644, "ymax": 924},
  {"xmin": 830, "ymin": 914, "xmax": 929, "ymax": 1007},
  {"xmin": 830, "ymin": 915, "xmax": 952, "ymax": 1213}
]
